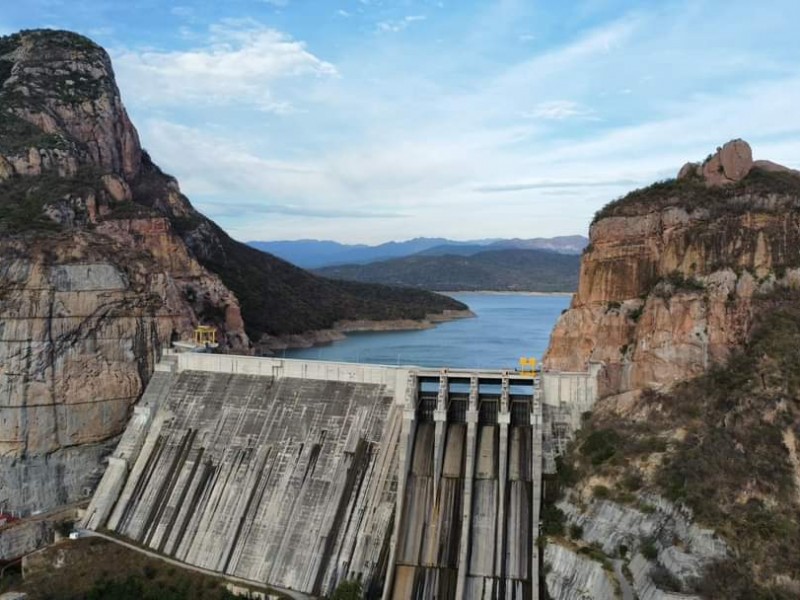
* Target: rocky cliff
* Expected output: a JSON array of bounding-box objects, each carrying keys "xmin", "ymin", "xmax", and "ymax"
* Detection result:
[
  {"xmin": 545, "ymin": 139, "xmax": 800, "ymax": 398},
  {"xmin": 0, "ymin": 29, "xmax": 464, "ymax": 516},
  {"xmin": 543, "ymin": 141, "xmax": 800, "ymax": 599}
]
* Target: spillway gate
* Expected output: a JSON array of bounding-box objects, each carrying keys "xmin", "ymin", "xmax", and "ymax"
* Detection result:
[{"xmin": 385, "ymin": 369, "xmax": 543, "ymax": 600}]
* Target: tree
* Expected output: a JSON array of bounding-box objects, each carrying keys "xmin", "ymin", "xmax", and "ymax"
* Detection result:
[{"xmin": 331, "ymin": 580, "xmax": 363, "ymax": 600}]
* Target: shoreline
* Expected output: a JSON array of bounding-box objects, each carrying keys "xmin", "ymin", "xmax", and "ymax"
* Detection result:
[
  {"xmin": 442, "ymin": 290, "xmax": 574, "ymax": 296},
  {"xmin": 255, "ymin": 309, "xmax": 476, "ymax": 354}
]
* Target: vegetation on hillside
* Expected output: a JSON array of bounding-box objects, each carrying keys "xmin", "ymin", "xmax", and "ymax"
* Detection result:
[
  {"xmin": 593, "ymin": 168, "xmax": 800, "ymax": 223},
  {"xmin": 0, "ymin": 167, "xmax": 104, "ymax": 233},
  {"xmin": 128, "ymin": 155, "xmax": 467, "ymax": 339},
  {"xmin": 193, "ymin": 220, "xmax": 466, "ymax": 338},
  {"xmin": 560, "ymin": 288, "xmax": 800, "ymax": 598},
  {"xmin": 4, "ymin": 537, "xmax": 277, "ymax": 600},
  {"xmin": 0, "ymin": 111, "xmax": 69, "ymax": 154},
  {"xmin": 315, "ymin": 248, "xmax": 580, "ymax": 292}
]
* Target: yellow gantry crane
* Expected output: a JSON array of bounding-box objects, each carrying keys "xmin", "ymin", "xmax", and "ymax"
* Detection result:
[
  {"xmin": 193, "ymin": 325, "xmax": 218, "ymax": 347},
  {"xmin": 172, "ymin": 325, "xmax": 219, "ymax": 353},
  {"xmin": 517, "ymin": 356, "xmax": 538, "ymax": 377}
]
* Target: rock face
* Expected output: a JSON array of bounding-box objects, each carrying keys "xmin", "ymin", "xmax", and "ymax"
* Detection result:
[
  {"xmin": 0, "ymin": 29, "xmax": 464, "ymax": 516},
  {"xmin": 556, "ymin": 496, "xmax": 726, "ymax": 597},
  {"xmin": 545, "ymin": 140, "xmax": 800, "ymax": 397},
  {"xmin": 544, "ymin": 544, "xmax": 615, "ymax": 600},
  {"xmin": 0, "ymin": 227, "xmax": 247, "ymax": 512},
  {"xmin": 0, "ymin": 30, "xmax": 251, "ymax": 514}
]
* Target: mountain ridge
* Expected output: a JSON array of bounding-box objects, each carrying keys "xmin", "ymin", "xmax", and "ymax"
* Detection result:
[
  {"xmin": 315, "ymin": 247, "xmax": 580, "ymax": 292},
  {"xmin": 248, "ymin": 234, "xmax": 587, "ymax": 268}
]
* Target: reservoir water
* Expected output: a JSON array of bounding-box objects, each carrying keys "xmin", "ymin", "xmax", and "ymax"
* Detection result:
[{"xmin": 284, "ymin": 293, "xmax": 571, "ymax": 370}]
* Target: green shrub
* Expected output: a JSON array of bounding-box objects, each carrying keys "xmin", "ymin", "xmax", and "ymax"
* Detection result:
[
  {"xmin": 0, "ymin": 167, "xmax": 104, "ymax": 233},
  {"xmin": 331, "ymin": 580, "xmax": 363, "ymax": 600},
  {"xmin": 593, "ymin": 168, "xmax": 800, "ymax": 224},
  {"xmin": 0, "ymin": 110, "xmax": 69, "ymax": 154},
  {"xmin": 664, "ymin": 270, "xmax": 705, "ymax": 292},
  {"xmin": 628, "ymin": 305, "xmax": 644, "ymax": 322},
  {"xmin": 578, "ymin": 544, "xmax": 613, "ymax": 570},
  {"xmin": 650, "ymin": 566, "xmax": 682, "ymax": 592},
  {"xmin": 621, "ymin": 471, "xmax": 643, "ymax": 491},
  {"xmin": 582, "ymin": 429, "xmax": 620, "ymax": 465},
  {"xmin": 640, "ymin": 537, "xmax": 658, "ymax": 561},
  {"xmin": 541, "ymin": 503, "xmax": 566, "ymax": 536}
]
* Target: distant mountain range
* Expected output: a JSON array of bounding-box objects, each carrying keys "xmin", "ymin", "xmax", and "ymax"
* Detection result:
[
  {"xmin": 314, "ymin": 248, "xmax": 580, "ymax": 292},
  {"xmin": 247, "ymin": 235, "xmax": 588, "ymax": 268}
]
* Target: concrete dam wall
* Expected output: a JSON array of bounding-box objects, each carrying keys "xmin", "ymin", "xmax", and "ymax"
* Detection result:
[{"xmin": 83, "ymin": 353, "xmax": 597, "ymax": 598}]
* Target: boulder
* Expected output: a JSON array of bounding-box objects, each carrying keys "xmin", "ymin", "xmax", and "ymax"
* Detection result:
[
  {"xmin": 699, "ymin": 139, "xmax": 753, "ymax": 186},
  {"xmin": 718, "ymin": 138, "xmax": 753, "ymax": 181}
]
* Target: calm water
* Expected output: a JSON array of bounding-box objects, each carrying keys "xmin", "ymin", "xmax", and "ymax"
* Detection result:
[{"xmin": 284, "ymin": 293, "xmax": 571, "ymax": 370}]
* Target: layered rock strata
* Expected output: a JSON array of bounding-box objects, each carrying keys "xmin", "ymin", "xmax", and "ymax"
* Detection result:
[{"xmin": 545, "ymin": 140, "xmax": 800, "ymax": 397}]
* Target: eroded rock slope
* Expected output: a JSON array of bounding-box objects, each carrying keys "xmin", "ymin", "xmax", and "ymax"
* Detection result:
[{"xmin": 543, "ymin": 140, "xmax": 800, "ymax": 599}]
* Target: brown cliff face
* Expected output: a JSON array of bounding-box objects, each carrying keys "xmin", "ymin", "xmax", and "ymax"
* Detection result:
[
  {"xmin": 0, "ymin": 31, "xmax": 247, "ymax": 514},
  {"xmin": 544, "ymin": 140, "xmax": 800, "ymax": 397},
  {"xmin": 0, "ymin": 31, "xmax": 141, "ymax": 180}
]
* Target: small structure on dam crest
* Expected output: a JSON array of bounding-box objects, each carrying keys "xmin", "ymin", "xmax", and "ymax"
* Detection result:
[{"xmin": 82, "ymin": 352, "xmax": 598, "ymax": 598}]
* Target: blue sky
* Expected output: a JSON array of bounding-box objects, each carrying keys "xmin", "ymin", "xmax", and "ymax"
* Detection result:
[{"xmin": 3, "ymin": 1, "xmax": 800, "ymax": 243}]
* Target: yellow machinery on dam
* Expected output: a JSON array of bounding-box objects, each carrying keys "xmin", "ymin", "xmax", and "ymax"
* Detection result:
[{"xmin": 81, "ymin": 353, "xmax": 599, "ymax": 599}]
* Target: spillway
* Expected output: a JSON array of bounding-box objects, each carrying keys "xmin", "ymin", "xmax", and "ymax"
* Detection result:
[
  {"xmin": 387, "ymin": 374, "xmax": 541, "ymax": 600},
  {"xmin": 83, "ymin": 352, "xmax": 596, "ymax": 598}
]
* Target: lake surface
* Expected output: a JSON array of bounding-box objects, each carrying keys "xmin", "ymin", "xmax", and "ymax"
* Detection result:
[{"xmin": 284, "ymin": 293, "xmax": 571, "ymax": 370}]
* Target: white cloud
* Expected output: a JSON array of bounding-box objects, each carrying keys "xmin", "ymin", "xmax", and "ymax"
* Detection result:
[
  {"xmin": 337, "ymin": 9, "xmax": 351, "ymax": 18},
  {"xmin": 526, "ymin": 100, "xmax": 595, "ymax": 120},
  {"xmin": 170, "ymin": 6, "xmax": 194, "ymax": 18},
  {"xmin": 376, "ymin": 15, "xmax": 427, "ymax": 33},
  {"xmin": 113, "ymin": 19, "xmax": 336, "ymax": 112}
]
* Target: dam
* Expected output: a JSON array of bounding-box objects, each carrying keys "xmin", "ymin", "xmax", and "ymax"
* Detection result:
[{"xmin": 82, "ymin": 352, "xmax": 598, "ymax": 598}]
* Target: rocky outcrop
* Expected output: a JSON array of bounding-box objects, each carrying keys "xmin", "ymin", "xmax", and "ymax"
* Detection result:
[
  {"xmin": 544, "ymin": 141, "xmax": 800, "ymax": 599},
  {"xmin": 1, "ymin": 30, "xmax": 141, "ymax": 180},
  {"xmin": 0, "ymin": 520, "xmax": 53, "ymax": 562},
  {"xmin": 545, "ymin": 140, "xmax": 800, "ymax": 397},
  {"xmin": 678, "ymin": 140, "xmax": 800, "ymax": 188},
  {"xmin": 544, "ymin": 544, "xmax": 615, "ymax": 600},
  {"xmin": 558, "ymin": 497, "xmax": 726, "ymax": 591}
]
